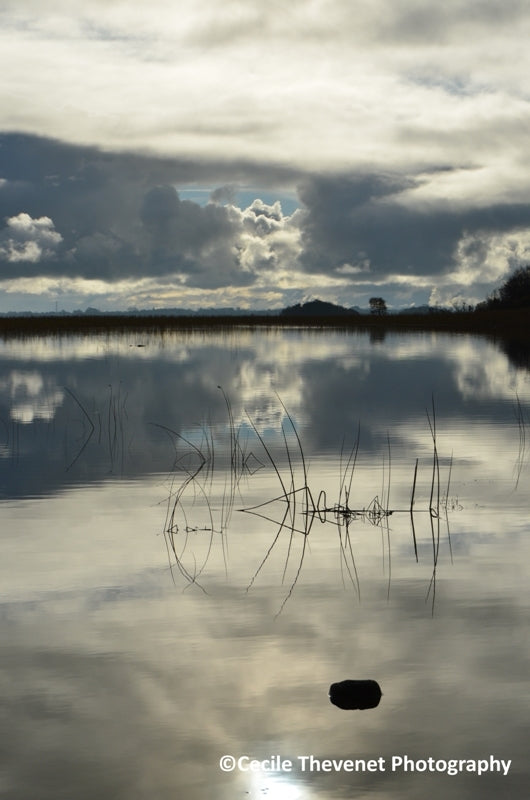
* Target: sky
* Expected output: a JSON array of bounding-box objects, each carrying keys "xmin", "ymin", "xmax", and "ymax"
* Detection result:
[{"xmin": 1, "ymin": 0, "xmax": 530, "ymax": 312}]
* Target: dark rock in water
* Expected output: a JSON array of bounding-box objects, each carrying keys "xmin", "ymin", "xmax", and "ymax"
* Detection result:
[{"xmin": 329, "ymin": 679, "xmax": 382, "ymax": 710}]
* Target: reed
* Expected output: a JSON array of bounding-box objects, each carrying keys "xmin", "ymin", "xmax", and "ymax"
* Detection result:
[
  {"xmin": 240, "ymin": 394, "xmax": 458, "ymax": 613},
  {"xmin": 2, "ymin": 308, "xmax": 530, "ymax": 346},
  {"xmin": 513, "ymin": 392, "xmax": 528, "ymax": 490},
  {"xmin": 63, "ymin": 387, "xmax": 95, "ymax": 471},
  {"xmin": 63, "ymin": 382, "xmax": 129, "ymax": 474},
  {"xmin": 158, "ymin": 389, "xmax": 458, "ymax": 614}
]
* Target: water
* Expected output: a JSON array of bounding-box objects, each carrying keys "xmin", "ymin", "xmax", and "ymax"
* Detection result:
[{"xmin": 1, "ymin": 328, "xmax": 529, "ymax": 799}]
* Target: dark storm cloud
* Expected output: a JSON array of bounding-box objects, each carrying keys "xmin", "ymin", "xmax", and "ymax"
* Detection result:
[
  {"xmin": 138, "ymin": 185, "xmax": 250, "ymax": 288},
  {"xmin": 0, "ymin": 134, "xmax": 153, "ymax": 279},
  {"xmin": 3, "ymin": 133, "xmax": 530, "ymax": 302},
  {"xmin": 0, "ymin": 133, "xmax": 300, "ymax": 286},
  {"xmin": 297, "ymin": 172, "xmax": 530, "ymax": 279}
]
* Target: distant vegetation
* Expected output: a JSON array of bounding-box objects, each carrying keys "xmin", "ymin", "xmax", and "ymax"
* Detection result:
[
  {"xmin": 476, "ymin": 265, "xmax": 530, "ymax": 311},
  {"xmin": 1, "ymin": 265, "xmax": 529, "ymax": 344},
  {"xmin": 1, "ymin": 308, "xmax": 528, "ymax": 346},
  {"xmin": 280, "ymin": 299, "xmax": 357, "ymax": 316}
]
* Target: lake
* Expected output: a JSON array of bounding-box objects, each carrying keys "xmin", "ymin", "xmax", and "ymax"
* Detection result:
[{"xmin": 1, "ymin": 327, "xmax": 528, "ymax": 799}]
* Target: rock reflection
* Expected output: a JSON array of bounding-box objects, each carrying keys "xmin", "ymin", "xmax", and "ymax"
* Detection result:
[{"xmin": 329, "ymin": 679, "xmax": 382, "ymax": 710}]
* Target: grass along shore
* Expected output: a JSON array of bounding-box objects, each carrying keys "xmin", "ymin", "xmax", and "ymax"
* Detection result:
[{"xmin": 0, "ymin": 308, "xmax": 528, "ymax": 343}]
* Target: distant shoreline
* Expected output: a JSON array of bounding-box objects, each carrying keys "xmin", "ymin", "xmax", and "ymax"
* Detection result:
[{"xmin": 0, "ymin": 308, "xmax": 528, "ymax": 344}]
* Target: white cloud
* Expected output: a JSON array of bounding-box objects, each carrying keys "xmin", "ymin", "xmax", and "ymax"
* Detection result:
[
  {"xmin": 234, "ymin": 199, "xmax": 303, "ymax": 275},
  {"xmin": 426, "ymin": 228, "xmax": 530, "ymax": 307},
  {"xmin": 0, "ymin": 213, "xmax": 62, "ymax": 263},
  {"xmin": 452, "ymin": 229, "xmax": 530, "ymax": 285},
  {"xmin": 1, "ymin": 0, "xmax": 530, "ymax": 182}
]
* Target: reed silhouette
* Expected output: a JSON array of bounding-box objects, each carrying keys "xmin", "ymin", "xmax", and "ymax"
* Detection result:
[{"xmin": 158, "ymin": 391, "xmax": 457, "ymax": 615}]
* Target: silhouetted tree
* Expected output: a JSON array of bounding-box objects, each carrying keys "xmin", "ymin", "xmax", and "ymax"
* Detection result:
[
  {"xmin": 497, "ymin": 265, "xmax": 530, "ymax": 307},
  {"xmin": 478, "ymin": 265, "xmax": 530, "ymax": 310},
  {"xmin": 369, "ymin": 297, "xmax": 387, "ymax": 315}
]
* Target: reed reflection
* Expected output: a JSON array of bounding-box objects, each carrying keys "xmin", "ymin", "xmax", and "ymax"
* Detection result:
[{"xmin": 161, "ymin": 391, "xmax": 457, "ymax": 615}]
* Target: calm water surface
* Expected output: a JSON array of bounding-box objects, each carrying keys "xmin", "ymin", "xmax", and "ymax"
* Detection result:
[{"xmin": 1, "ymin": 328, "xmax": 529, "ymax": 799}]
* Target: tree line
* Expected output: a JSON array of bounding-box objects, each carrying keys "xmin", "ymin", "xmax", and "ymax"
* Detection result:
[
  {"xmin": 371, "ymin": 265, "xmax": 530, "ymax": 315},
  {"xmin": 476, "ymin": 265, "xmax": 530, "ymax": 311}
]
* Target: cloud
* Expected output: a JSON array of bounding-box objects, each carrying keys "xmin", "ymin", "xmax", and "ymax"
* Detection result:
[
  {"xmin": 1, "ymin": 131, "xmax": 530, "ymax": 312},
  {"xmin": 0, "ymin": 135, "xmax": 308, "ymax": 305},
  {"xmin": 296, "ymin": 171, "xmax": 530, "ymax": 302},
  {"xmin": 429, "ymin": 227, "xmax": 530, "ymax": 306},
  {"xmin": 0, "ymin": 212, "xmax": 62, "ymax": 263},
  {"xmin": 0, "ymin": 135, "xmax": 291, "ymax": 285},
  {"xmin": 2, "ymin": 0, "xmax": 530, "ymax": 176},
  {"xmin": 138, "ymin": 185, "xmax": 246, "ymax": 287},
  {"xmin": 209, "ymin": 185, "xmax": 236, "ymax": 205},
  {"xmin": 135, "ymin": 186, "xmax": 305, "ymax": 290}
]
